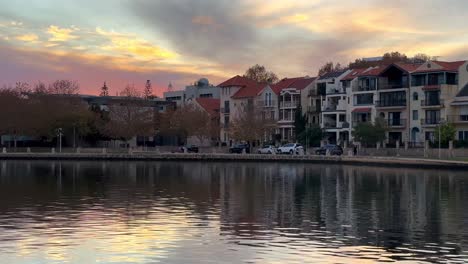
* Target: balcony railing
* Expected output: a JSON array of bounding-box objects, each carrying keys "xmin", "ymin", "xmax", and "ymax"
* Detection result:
[
  {"xmin": 353, "ymin": 86, "xmax": 377, "ymax": 92},
  {"xmin": 386, "ymin": 118, "xmax": 406, "ymax": 127},
  {"xmin": 257, "ymin": 100, "xmax": 277, "ymax": 108},
  {"xmin": 421, "ymin": 118, "xmax": 441, "ymax": 126},
  {"xmin": 421, "ymin": 99, "xmax": 444, "ymax": 107},
  {"xmin": 378, "ymin": 84, "xmax": 408, "ymax": 90},
  {"xmin": 447, "ymin": 115, "xmax": 468, "ymax": 123},
  {"xmin": 220, "ymin": 107, "xmax": 230, "ymax": 114},
  {"xmin": 324, "ymin": 122, "xmax": 350, "ymax": 129},
  {"xmin": 280, "ymin": 101, "xmax": 300, "ymax": 108},
  {"xmin": 375, "ymin": 100, "xmax": 407, "ymax": 108},
  {"xmin": 326, "ymin": 88, "xmax": 346, "ymax": 95}
]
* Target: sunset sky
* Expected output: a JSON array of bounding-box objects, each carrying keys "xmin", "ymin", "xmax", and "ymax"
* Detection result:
[{"xmin": 1, "ymin": 0, "xmax": 467, "ymax": 96}]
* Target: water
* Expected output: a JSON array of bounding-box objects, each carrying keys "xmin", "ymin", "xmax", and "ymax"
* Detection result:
[{"xmin": 0, "ymin": 161, "xmax": 468, "ymax": 263}]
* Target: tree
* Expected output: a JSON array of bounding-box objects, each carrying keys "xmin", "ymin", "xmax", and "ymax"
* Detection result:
[
  {"xmin": 298, "ymin": 124, "xmax": 323, "ymax": 147},
  {"xmin": 144, "ymin": 80, "xmax": 152, "ymax": 99},
  {"xmin": 434, "ymin": 123, "xmax": 456, "ymax": 146},
  {"xmin": 412, "ymin": 53, "xmax": 437, "ymax": 63},
  {"xmin": 244, "ymin": 64, "xmax": 279, "ymax": 84},
  {"xmin": 48, "ymin": 80, "xmax": 80, "ymax": 95},
  {"xmin": 120, "ymin": 84, "xmax": 141, "ymax": 98},
  {"xmin": 352, "ymin": 117, "xmax": 387, "ymax": 147},
  {"xmin": 100, "ymin": 82, "xmax": 109, "ymax": 96},
  {"xmin": 102, "ymin": 98, "xmax": 154, "ymax": 146},
  {"xmin": 15, "ymin": 82, "xmax": 30, "ymax": 95},
  {"xmin": 33, "ymin": 81, "xmax": 48, "ymax": 94},
  {"xmin": 293, "ymin": 105, "xmax": 307, "ymax": 140},
  {"xmin": 318, "ymin": 62, "xmax": 343, "ymax": 76},
  {"xmin": 382, "ymin": 51, "xmax": 408, "ymax": 63},
  {"xmin": 229, "ymin": 103, "xmax": 276, "ymax": 143},
  {"xmin": 348, "ymin": 51, "xmax": 436, "ymax": 69}
]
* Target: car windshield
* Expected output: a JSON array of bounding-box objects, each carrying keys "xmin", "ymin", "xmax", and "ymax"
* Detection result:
[{"xmin": 283, "ymin": 144, "xmax": 294, "ymax": 147}]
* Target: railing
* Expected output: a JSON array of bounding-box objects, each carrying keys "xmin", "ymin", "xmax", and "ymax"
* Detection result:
[
  {"xmin": 375, "ymin": 100, "xmax": 407, "ymax": 107},
  {"xmin": 220, "ymin": 107, "xmax": 230, "ymax": 114},
  {"xmin": 323, "ymin": 122, "xmax": 349, "ymax": 129},
  {"xmin": 352, "ymin": 86, "xmax": 377, "ymax": 92},
  {"xmin": 257, "ymin": 100, "xmax": 277, "ymax": 108},
  {"xmin": 386, "ymin": 118, "xmax": 406, "ymax": 127},
  {"xmin": 421, "ymin": 99, "xmax": 444, "ymax": 107},
  {"xmin": 447, "ymin": 115, "xmax": 468, "ymax": 123},
  {"xmin": 421, "ymin": 118, "xmax": 441, "ymax": 126},
  {"xmin": 326, "ymin": 88, "xmax": 346, "ymax": 95},
  {"xmin": 378, "ymin": 84, "xmax": 408, "ymax": 90},
  {"xmin": 280, "ymin": 101, "xmax": 300, "ymax": 108}
]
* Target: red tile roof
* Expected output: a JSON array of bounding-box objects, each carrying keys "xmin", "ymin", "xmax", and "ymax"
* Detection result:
[
  {"xmin": 412, "ymin": 61, "xmax": 466, "ymax": 73},
  {"xmin": 195, "ymin": 98, "xmax": 220, "ymax": 117},
  {"xmin": 231, "ymin": 82, "xmax": 266, "ymax": 99},
  {"xmin": 342, "ymin": 68, "xmax": 368, "ymax": 81},
  {"xmin": 358, "ymin": 66, "xmax": 386, "ymax": 77},
  {"xmin": 271, "ymin": 77, "xmax": 316, "ymax": 94},
  {"xmin": 393, "ymin": 62, "xmax": 421, "ymax": 72},
  {"xmin": 217, "ymin": 75, "xmax": 258, "ymax": 88},
  {"xmin": 352, "ymin": 107, "xmax": 372, "ymax": 113}
]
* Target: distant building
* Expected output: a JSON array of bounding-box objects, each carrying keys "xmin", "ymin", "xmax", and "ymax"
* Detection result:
[{"xmin": 163, "ymin": 78, "xmax": 220, "ymax": 106}]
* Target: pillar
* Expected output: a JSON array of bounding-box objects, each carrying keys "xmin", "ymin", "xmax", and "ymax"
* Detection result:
[
  {"xmin": 424, "ymin": 140, "xmax": 429, "ymax": 158},
  {"xmin": 76, "ymin": 147, "xmax": 81, "ymax": 153},
  {"xmin": 51, "ymin": 148, "xmax": 55, "ymax": 154},
  {"xmin": 449, "ymin": 140, "xmax": 454, "ymax": 158},
  {"xmin": 376, "ymin": 142, "xmax": 381, "ymax": 150},
  {"xmin": 26, "ymin": 147, "xmax": 31, "ymax": 153},
  {"xmin": 103, "ymin": 148, "xmax": 107, "ymax": 154},
  {"xmin": 404, "ymin": 141, "xmax": 409, "ymax": 150},
  {"xmin": 2, "ymin": 147, "xmax": 6, "ymax": 154}
]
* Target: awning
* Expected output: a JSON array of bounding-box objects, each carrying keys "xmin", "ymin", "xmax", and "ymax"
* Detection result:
[
  {"xmin": 352, "ymin": 107, "xmax": 372, "ymax": 113},
  {"xmin": 451, "ymin": 100, "xmax": 468, "ymax": 106},
  {"xmin": 422, "ymin": 85, "xmax": 441, "ymax": 91}
]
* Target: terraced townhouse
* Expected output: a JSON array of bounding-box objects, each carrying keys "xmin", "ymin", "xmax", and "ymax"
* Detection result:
[{"xmin": 318, "ymin": 60, "xmax": 468, "ymax": 146}]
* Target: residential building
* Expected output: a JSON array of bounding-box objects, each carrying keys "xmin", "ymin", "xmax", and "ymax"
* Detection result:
[
  {"xmin": 186, "ymin": 98, "xmax": 220, "ymax": 146},
  {"xmin": 273, "ymin": 77, "xmax": 317, "ymax": 142},
  {"xmin": 164, "ymin": 78, "xmax": 220, "ymax": 106}
]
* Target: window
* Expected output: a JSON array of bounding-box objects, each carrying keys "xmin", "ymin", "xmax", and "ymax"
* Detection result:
[
  {"xmin": 447, "ymin": 73, "xmax": 458, "ymax": 85},
  {"xmin": 459, "ymin": 131, "xmax": 468, "ymax": 141},
  {"xmin": 379, "ymin": 91, "xmax": 406, "ymax": 107},
  {"xmin": 354, "ymin": 94, "xmax": 373, "ymax": 105},
  {"xmin": 413, "ymin": 110, "xmax": 418, "ymax": 121},
  {"xmin": 413, "ymin": 92, "xmax": 418, "ymax": 101},
  {"xmin": 412, "ymin": 75, "xmax": 426, "ymax": 86}
]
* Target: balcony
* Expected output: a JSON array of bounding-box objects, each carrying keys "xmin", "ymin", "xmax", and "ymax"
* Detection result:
[
  {"xmin": 307, "ymin": 105, "xmax": 321, "ymax": 113},
  {"xmin": 326, "ymin": 88, "xmax": 346, "ymax": 95},
  {"xmin": 280, "ymin": 101, "xmax": 300, "ymax": 108},
  {"xmin": 378, "ymin": 84, "xmax": 408, "ymax": 91},
  {"xmin": 421, "ymin": 118, "xmax": 441, "ymax": 127},
  {"xmin": 220, "ymin": 107, "xmax": 230, "ymax": 114},
  {"xmin": 353, "ymin": 85, "xmax": 377, "ymax": 92},
  {"xmin": 376, "ymin": 100, "xmax": 407, "ymax": 108},
  {"xmin": 324, "ymin": 121, "xmax": 350, "ymax": 129},
  {"xmin": 421, "ymin": 99, "xmax": 444, "ymax": 108},
  {"xmin": 447, "ymin": 115, "xmax": 468, "ymax": 123},
  {"xmin": 386, "ymin": 118, "xmax": 406, "ymax": 128},
  {"xmin": 352, "ymin": 120, "xmax": 371, "ymax": 127},
  {"xmin": 257, "ymin": 100, "xmax": 277, "ymax": 108}
]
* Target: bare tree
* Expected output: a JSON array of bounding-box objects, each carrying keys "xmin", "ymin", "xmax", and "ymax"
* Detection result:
[
  {"xmin": 229, "ymin": 103, "xmax": 276, "ymax": 143},
  {"xmin": 33, "ymin": 81, "xmax": 48, "ymax": 94},
  {"xmin": 48, "ymin": 80, "xmax": 80, "ymax": 95},
  {"xmin": 244, "ymin": 64, "xmax": 279, "ymax": 84},
  {"xmin": 144, "ymin": 80, "xmax": 152, "ymax": 99},
  {"xmin": 318, "ymin": 62, "xmax": 343, "ymax": 76},
  {"xmin": 100, "ymin": 82, "xmax": 109, "ymax": 96},
  {"xmin": 120, "ymin": 84, "xmax": 141, "ymax": 98}
]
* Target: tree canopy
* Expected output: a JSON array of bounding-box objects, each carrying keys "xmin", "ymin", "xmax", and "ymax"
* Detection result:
[
  {"xmin": 352, "ymin": 117, "xmax": 387, "ymax": 147},
  {"xmin": 244, "ymin": 64, "xmax": 279, "ymax": 84}
]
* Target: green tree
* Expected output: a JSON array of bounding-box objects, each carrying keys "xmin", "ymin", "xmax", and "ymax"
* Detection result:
[
  {"xmin": 352, "ymin": 117, "xmax": 387, "ymax": 147},
  {"xmin": 293, "ymin": 105, "xmax": 307, "ymax": 140},
  {"xmin": 434, "ymin": 123, "xmax": 456, "ymax": 146},
  {"xmin": 244, "ymin": 64, "xmax": 279, "ymax": 84},
  {"xmin": 298, "ymin": 124, "xmax": 323, "ymax": 147}
]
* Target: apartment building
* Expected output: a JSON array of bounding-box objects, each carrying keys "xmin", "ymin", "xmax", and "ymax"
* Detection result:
[
  {"xmin": 316, "ymin": 60, "xmax": 468, "ymax": 146},
  {"xmin": 164, "ymin": 78, "xmax": 220, "ymax": 106}
]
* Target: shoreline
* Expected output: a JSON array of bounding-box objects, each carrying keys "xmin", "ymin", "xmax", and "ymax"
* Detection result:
[{"xmin": 1, "ymin": 153, "xmax": 468, "ymax": 170}]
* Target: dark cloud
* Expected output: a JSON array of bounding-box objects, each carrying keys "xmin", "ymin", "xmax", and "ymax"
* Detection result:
[{"xmin": 129, "ymin": 0, "xmax": 257, "ymax": 62}]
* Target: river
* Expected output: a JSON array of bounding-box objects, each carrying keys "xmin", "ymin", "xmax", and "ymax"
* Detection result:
[{"xmin": 0, "ymin": 161, "xmax": 467, "ymax": 263}]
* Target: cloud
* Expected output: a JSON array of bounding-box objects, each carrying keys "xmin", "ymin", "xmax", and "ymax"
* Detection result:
[
  {"xmin": 16, "ymin": 33, "xmax": 39, "ymax": 42},
  {"xmin": 129, "ymin": 0, "xmax": 257, "ymax": 62},
  {"xmin": 47, "ymin": 25, "xmax": 79, "ymax": 42}
]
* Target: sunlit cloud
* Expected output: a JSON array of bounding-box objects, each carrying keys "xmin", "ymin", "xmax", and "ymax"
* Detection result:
[
  {"xmin": 47, "ymin": 25, "xmax": 79, "ymax": 42},
  {"xmin": 16, "ymin": 33, "xmax": 39, "ymax": 42}
]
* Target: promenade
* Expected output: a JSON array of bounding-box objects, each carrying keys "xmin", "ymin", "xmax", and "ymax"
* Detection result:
[{"xmin": 1, "ymin": 151, "xmax": 468, "ymax": 170}]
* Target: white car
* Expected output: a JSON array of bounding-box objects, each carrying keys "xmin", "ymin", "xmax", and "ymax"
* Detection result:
[
  {"xmin": 277, "ymin": 143, "xmax": 304, "ymax": 154},
  {"xmin": 257, "ymin": 145, "xmax": 277, "ymax": 154}
]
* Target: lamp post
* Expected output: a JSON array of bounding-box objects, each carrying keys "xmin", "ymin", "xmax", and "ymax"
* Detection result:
[{"xmin": 56, "ymin": 128, "xmax": 63, "ymax": 153}]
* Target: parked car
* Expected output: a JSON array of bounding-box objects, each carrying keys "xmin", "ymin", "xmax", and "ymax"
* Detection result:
[
  {"xmin": 180, "ymin": 144, "xmax": 199, "ymax": 153},
  {"xmin": 229, "ymin": 143, "xmax": 250, "ymax": 154},
  {"xmin": 257, "ymin": 145, "xmax": 277, "ymax": 154},
  {"xmin": 277, "ymin": 143, "xmax": 304, "ymax": 154},
  {"xmin": 315, "ymin": 144, "xmax": 343, "ymax": 156}
]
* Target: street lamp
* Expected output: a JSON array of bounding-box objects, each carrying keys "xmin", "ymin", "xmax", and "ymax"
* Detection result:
[
  {"xmin": 56, "ymin": 128, "xmax": 63, "ymax": 153},
  {"xmin": 438, "ymin": 119, "xmax": 446, "ymax": 160}
]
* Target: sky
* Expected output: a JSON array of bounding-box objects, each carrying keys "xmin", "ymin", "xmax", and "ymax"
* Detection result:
[{"xmin": 0, "ymin": 0, "xmax": 467, "ymax": 96}]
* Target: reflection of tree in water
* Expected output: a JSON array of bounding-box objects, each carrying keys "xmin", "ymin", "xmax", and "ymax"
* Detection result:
[{"xmin": 0, "ymin": 161, "xmax": 468, "ymax": 261}]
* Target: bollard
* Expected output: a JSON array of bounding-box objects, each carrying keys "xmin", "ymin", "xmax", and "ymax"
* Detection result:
[
  {"xmin": 376, "ymin": 142, "xmax": 381, "ymax": 150},
  {"xmin": 242, "ymin": 148, "xmax": 246, "ymax": 155},
  {"xmin": 348, "ymin": 150, "xmax": 353, "ymax": 157},
  {"xmin": 298, "ymin": 148, "xmax": 304, "ymax": 156},
  {"xmin": 102, "ymin": 148, "xmax": 107, "ymax": 154},
  {"xmin": 76, "ymin": 147, "xmax": 81, "ymax": 153},
  {"xmin": 155, "ymin": 148, "xmax": 160, "ymax": 154},
  {"xmin": 2, "ymin": 147, "xmax": 6, "ymax": 154},
  {"xmin": 26, "ymin": 147, "xmax": 31, "ymax": 153},
  {"xmin": 51, "ymin": 148, "xmax": 55, "ymax": 154}
]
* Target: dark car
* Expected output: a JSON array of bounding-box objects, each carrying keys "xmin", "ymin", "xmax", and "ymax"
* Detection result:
[
  {"xmin": 229, "ymin": 143, "xmax": 250, "ymax": 154},
  {"xmin": 180, "ymin": 145, "xmax": 199, "ymax": 153},
  {"xmin": 315, "ymin": 144, "xmax": 343, "ymax": 156}
]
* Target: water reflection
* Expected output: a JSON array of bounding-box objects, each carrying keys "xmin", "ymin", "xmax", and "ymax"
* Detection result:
[{"xmin": 0, "ymin": 161, "xmax": 467, "ymax": 263}]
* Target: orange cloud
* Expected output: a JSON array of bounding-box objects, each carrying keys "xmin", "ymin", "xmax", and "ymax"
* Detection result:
[
  {"xmin": 47, "ymin": 25, "xmax": 79, "ymax": 42},
  {"xmin": 16, "ymin": 33, "xmax": 39, "ymax": 42}
]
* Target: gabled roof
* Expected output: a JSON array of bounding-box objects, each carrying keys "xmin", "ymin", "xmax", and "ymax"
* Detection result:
[
  {"xmin": 195, "ymin": 98, "xmax": 220, "ymax": 117},
  {"xmin": 271, "ymin": 77, "xmax": 316, "ymax": 94},
  {"xmin": 412, "ymin": 60, "xmax": 466, "ymax": 74},
  {"xmin": 217, "ymin": 75, "xmax": 258, "ymax": 88},
  {"xmin": 393, "ymin": 62, "xmax": 421, "ymax": 72},
  {"xmin": 341, "ymin": 68, "xmax": 368, "ymax": 81},
  {"xmin": 231, "ymin": 82, "xmax": 266, "ymax": 99},
  {"xmin": 358, "ymin": 66, "xmax": 386, "ymax": 77},
  {"xmin": 318, "ymin": 70, "xmax": 348, "ymax": 80}
]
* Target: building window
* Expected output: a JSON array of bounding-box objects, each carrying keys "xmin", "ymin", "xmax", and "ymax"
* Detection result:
[
  {"xmin": 413, "ymin": 110, "xmax": 418, "ymax": 121},
  {"xmin": 412, "ymin": 92, "xmax": 418, "ymax": 101},
  {"xmin": 459, "ymin": 131, "xmax": 468, "ymax": 141}
]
